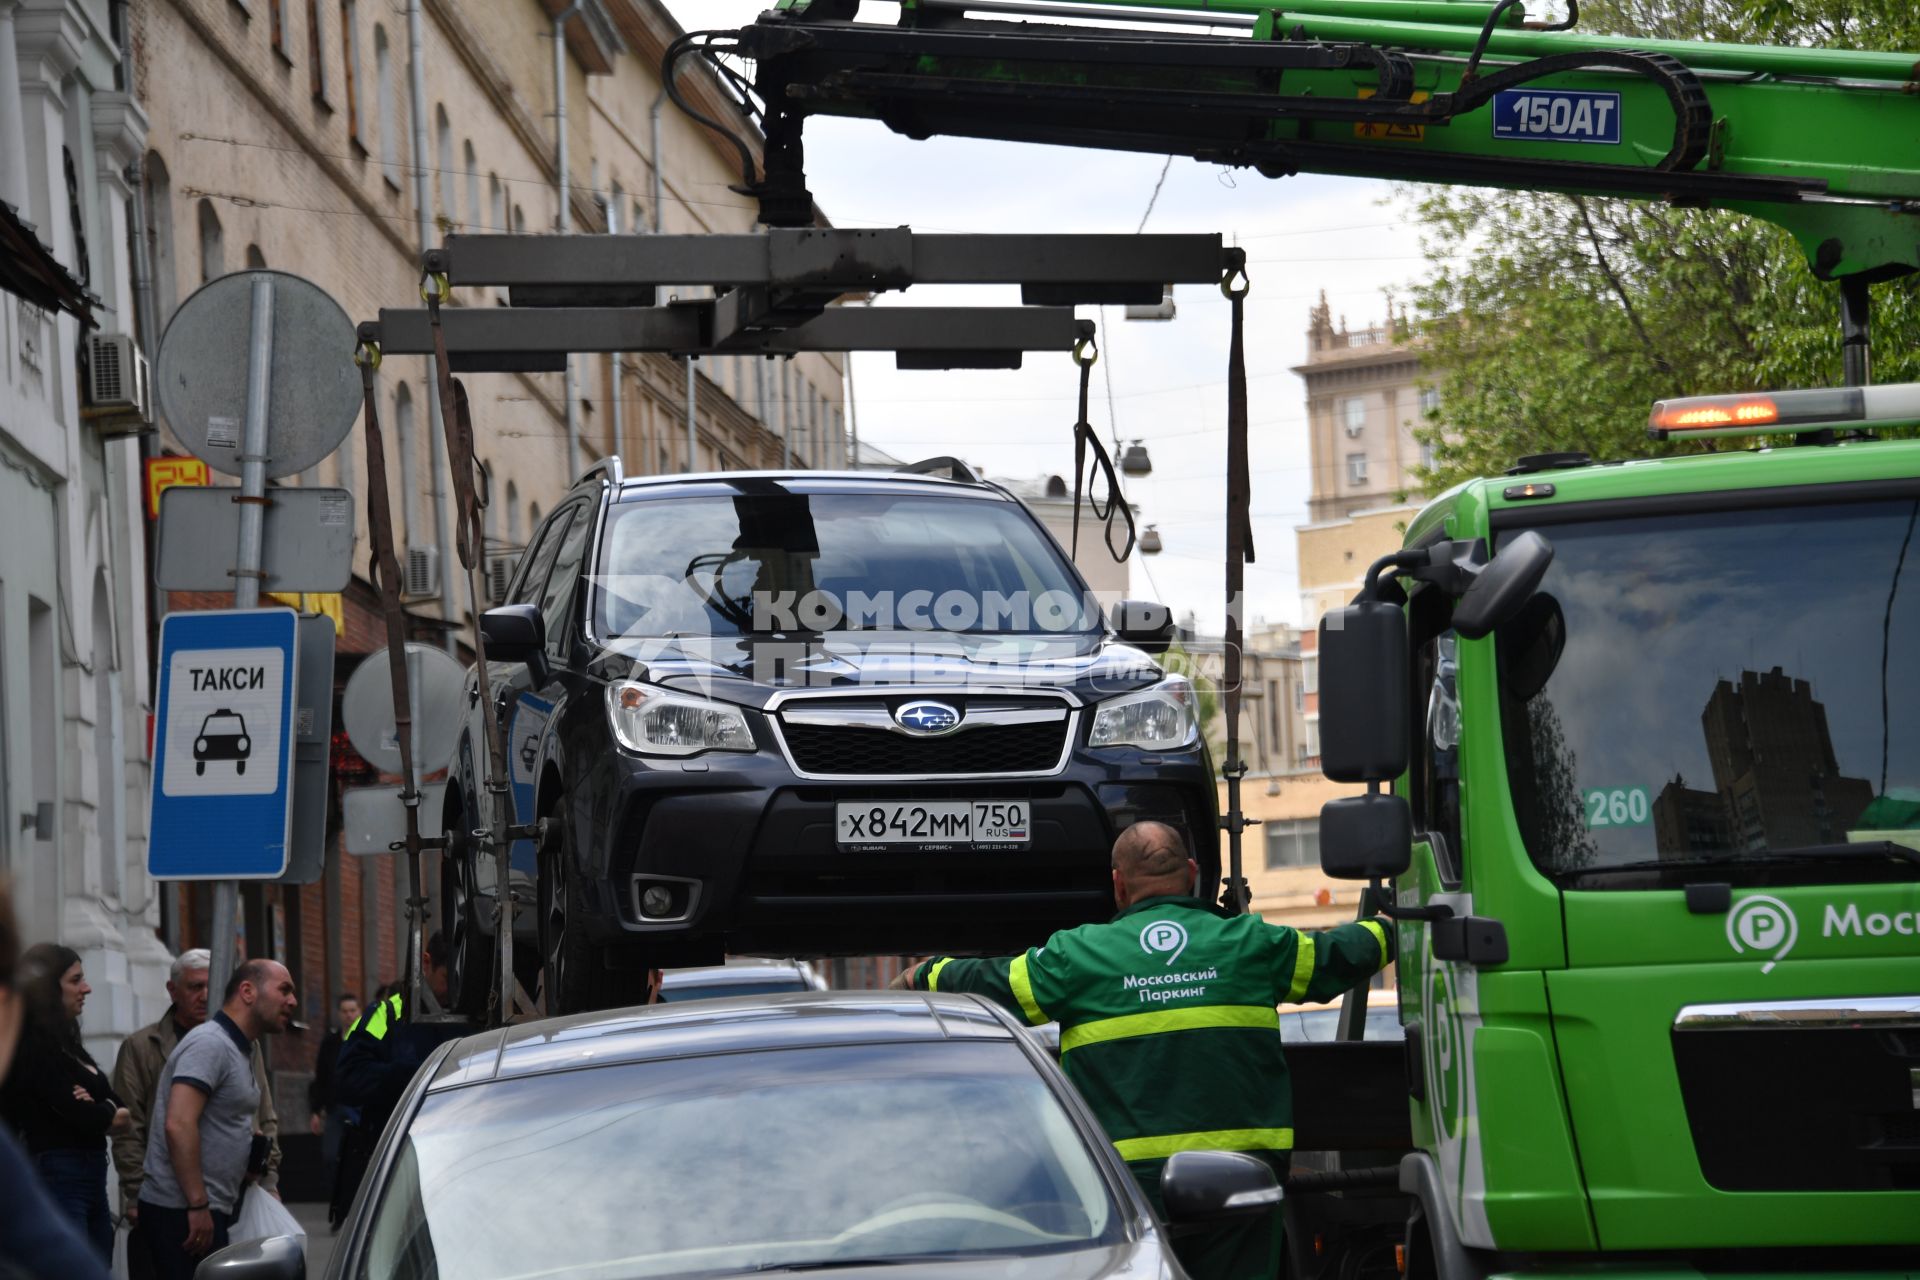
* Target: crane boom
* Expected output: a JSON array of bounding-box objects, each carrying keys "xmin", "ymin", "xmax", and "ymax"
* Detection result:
[{"xmin": 711, "ymin": 0, "xmax": 1920, "ymax": 280}]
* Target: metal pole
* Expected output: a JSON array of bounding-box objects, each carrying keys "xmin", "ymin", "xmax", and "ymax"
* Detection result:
[
  {"xmin": 554, "ymin": 5, "xmax": 583, "ymax": 481},
  {"xmin": 685, "ymin": 357, "xmax": 697, "ymax": 471},
  {"xmin": 210, "ymin": 275, "xmax": 276, "ymax": 997},
  {"xmin": 605, "ymin": 200, "xmax": 625, "ymax": 466},
  {"xmin": 844, "ymin": 354, "xmax": 859, "ymax": 469},
  {"xmin": 1841, "ymin": 276, "xmax": 1872, "ymax": 388}
]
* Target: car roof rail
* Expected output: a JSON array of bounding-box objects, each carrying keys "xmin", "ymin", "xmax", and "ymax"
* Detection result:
[
  {"xmin": 895, "ymin": 456, "xmax": 980, "ymax": 484},
  {"xmin": 578, "ymin": 455, "xmax": 624, "ymax": 489}
]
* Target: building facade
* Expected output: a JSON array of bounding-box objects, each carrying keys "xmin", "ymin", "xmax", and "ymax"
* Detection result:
[{"xmin": 1, "ymin": 0, "xmax": 169, "ymax": 1069}]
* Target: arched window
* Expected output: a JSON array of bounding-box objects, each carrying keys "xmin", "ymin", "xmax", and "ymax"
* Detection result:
[
  {"xmin": 512, "ymin": 204, "xmax": 525, "ymax": 234},
  {"xmin": 481, "ymin": 461, "xmax": 498, "ymax": 554},
  {"xmin": 245, "ymin": 244, "xmax": 266, "ymax": 269},
  {"xmin": 394, "ymin": 381, "xmax": 417, "ymax": 543},
  {"xmin": 506, "ymin": 480, "xmax": 520, "ymax": 544},
  {"xmin": 489, "ymin": 174, "xmax": 504, "ymax": 231},
  {"xmin": 143, "ymin": 151, "xmax": 178, "ymax": 328},
  {"xmin": 341, "ymin": 0, "xmax": 363, "ymax": 146},
  {"xmin": 197, "ymin": 199, "xmax": 224, "ymax": 282},
  {"xmin": 529, "ymin": 502, "xmax": 541, "ymax": 531},
  {"xmin": 434, "ymin": 104, "xmax": 453, "ymax": 223},
  {"xmin": 374, "ymin": 25, "xmax": 399, "ymax": 187},
  {"xmin": 464, "ymin": 142, "xmax": 479, "ymax": 232}
]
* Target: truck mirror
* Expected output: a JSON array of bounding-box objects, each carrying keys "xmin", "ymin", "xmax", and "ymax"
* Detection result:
[
  {"xmin": 1318, "ymin": 601, "xmax": 1409, "ymax": 783},
  {"xmin": 1319, "ymin": 792, "xmax": 1413, "ymax": 881},
  {"xmin": 1451, "ymin": 530, "xmax": 1553, "ymax": 640},
  {"xmin": 1111, "ymin": 599, "xmax": 1175, "ymax": 654}
]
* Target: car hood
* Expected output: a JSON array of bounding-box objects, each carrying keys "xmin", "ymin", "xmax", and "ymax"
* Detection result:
[
  {"xmin": 595, "ymin": 632, "xmax": 1166, "ymax": 710},
  {"xmin": 709, "ymin": 1240, "xmax": 1173, "ymax": 1280}
]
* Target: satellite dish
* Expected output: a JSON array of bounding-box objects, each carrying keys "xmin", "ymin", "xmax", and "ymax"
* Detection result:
[
  {"xmin": 341, "ymin": 645, "xmax": 468, "ymax": 777},
  {"xmin": 156, "ymin": 270, "xmax": 361, "ymax": 479}
]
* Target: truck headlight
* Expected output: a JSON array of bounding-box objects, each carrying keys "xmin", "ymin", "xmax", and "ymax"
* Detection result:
[
  {"xmin": 605, "ymin": 681, "xmax": 754, "ymax": 756},
  {"xmin": 1089, "ymin": 675, "xmax": 1199, "ymax": 750}
]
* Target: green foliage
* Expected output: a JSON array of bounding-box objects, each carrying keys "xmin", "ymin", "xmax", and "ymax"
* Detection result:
[{"xmin": 1407, "ymin": 2, "xmax": 1920, "ymax": 492}]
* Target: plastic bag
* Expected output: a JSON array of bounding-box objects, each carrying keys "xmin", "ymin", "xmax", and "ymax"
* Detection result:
[{"xmin": 232, "ymin": 1186, "xmax": 307, "ymax": 1243}]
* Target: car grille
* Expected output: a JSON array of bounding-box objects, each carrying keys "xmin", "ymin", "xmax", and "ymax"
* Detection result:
[
  {"xmin": 780, "ymin": 719, "xmax": 1068, "ymax": 776},
  {"xmin": 1673, "ymin": 1021, "xmax": 1920, "ymax": 1191}
]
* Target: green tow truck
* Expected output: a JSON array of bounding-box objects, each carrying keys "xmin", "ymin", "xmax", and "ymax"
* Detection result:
[{"xmin": 707, "ymin": 1, "xmax": 1920, "ymax": 1273}]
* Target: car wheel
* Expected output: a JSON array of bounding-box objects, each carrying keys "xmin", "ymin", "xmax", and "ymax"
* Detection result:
[
  {"xmin": 440, "ymin": 797, "xmax": 489, "ymax": 1019},
  {"xmin": 539, "ymin": 818, "xmax": 614, "ymax": 1015}
]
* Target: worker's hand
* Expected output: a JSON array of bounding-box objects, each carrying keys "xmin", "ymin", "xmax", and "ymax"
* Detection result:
[
  {"xmin": 73, "ymin": 1084, "xmax": 95, "ymax": 1104},
  {"xmin": 109, "ymin": 1107, "xmax": 132, "ymax": 1136},
  {"xmin": 184, "ymin": 1207, "xmax": 214, "ymax": 1255},
  {"xmin": 124, "ymin": 1202, "xmax": 139, "ymax": 1228},
  {"xmin": 309, "ymin": 1113, "xmax": 324, "ymax": 1136},
  {"xmin": 888, "ymin": 960, "xmax": 924, "ymax": 991}
]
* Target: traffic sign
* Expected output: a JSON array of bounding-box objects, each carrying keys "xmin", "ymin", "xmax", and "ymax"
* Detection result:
[
  {"xmin": 342, "ymin": 782, "xmax": 448, "ymax": 856},
  {"xmin": 155, "ymin": 270, "xmax": 361, "ymax": 480},
  {"xmin": 155, "ymin": 485, "xmax": 356, "ymax": 593},
  {"xmin": 341, "ymin": 645, "xmax": 467, "ymax": 777},
  {"xmin": 144, "ymin": 455, "xmax": 209, "ymax": 519},
  {"xmin": 147, "ymin": 608, "xmax": 299, "ymax": 880}
]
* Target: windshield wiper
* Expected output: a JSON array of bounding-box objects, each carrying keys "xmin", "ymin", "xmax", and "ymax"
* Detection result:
[
  {"xmin": 1572, "ymin": 841, "xmax": 1920, "ymax": 880},
  {"xmin": 749, "ymin": 1252, "xmax": 1021, "ymax": 1273}
]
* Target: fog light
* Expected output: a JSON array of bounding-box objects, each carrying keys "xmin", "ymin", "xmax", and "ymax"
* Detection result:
[{"xmin": 640, "ymin": 885, "xmax": 675, "ymax": 918}]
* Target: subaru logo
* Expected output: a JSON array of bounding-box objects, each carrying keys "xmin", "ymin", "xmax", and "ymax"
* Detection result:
[{"xmin": 895, "ymin": 700, "xmax": 962, "ymax": 735}]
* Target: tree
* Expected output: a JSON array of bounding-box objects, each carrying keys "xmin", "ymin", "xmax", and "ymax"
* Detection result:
[{"xmin": 1408, "ymin": 1, "xmax": 1920, "ymax": 492}]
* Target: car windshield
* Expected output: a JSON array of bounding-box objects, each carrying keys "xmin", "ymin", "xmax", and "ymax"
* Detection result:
[
  {"xmin": 594, "ymin": 491, "xmax": 1096, "ymax": 639},
  {"xmin": 1495, "ymin": 495, "xmax": 1920, "ymax": 887},
  {"xmin": 356, "ymin": 1042, "xmax": 1123, "ymax": 1280},
  {"xmin": 657, "ymin": 979, "xmax": 811, "ymax": 1002}
]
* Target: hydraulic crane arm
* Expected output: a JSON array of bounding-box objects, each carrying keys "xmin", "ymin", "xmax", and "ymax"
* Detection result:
[{"xmin": 710, "ymin": 0, "xmax": 1920, "ymax": 280}]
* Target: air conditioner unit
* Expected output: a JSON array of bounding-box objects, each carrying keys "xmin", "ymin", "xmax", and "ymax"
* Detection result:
[
  {"xmin": 485, "ymin": 556, "xmax": 515, "ymax": 604},
  {"xmin": 84, "ymin": 333, "xmax": 153, "ymax": 434},
  {"xmin": 403, "ymin": 545, "xmax": 440, "ymax": 599}
]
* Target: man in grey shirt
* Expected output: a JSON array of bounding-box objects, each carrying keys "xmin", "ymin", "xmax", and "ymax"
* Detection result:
[{"xmin": 138, "ymin": 958, "xmax": 296, "ymax": 1279}]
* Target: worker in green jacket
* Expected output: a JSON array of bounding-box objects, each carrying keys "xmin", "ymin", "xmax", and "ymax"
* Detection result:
[{"xmin": 897, "ymin": 820, "xmax": 1394, "ymax": 1280}]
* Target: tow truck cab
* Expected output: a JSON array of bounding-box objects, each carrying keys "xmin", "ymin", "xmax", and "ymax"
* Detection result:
[{"xmin": 1304, "ymin": 389, "xmax": 1920, "ymax": 1279}]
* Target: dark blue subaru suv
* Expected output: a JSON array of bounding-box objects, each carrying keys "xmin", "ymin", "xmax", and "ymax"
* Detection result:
[{"xmin": 441, "ymin": 461, "xmax": 1218, "ymax": 1013}]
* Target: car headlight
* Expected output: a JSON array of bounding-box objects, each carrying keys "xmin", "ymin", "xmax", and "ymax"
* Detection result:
[
  {"xmin": 605, "ymin": 681, "xmax": 753, "ymax": 756},
  {"xmin": 1089, "ymin": 675, "xmax": 1199, "ymax": 750}
]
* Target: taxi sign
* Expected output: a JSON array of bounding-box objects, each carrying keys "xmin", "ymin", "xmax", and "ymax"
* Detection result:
[{"xmin": 147, "ymin": 608, "xmax": 298, "ymax": 880}]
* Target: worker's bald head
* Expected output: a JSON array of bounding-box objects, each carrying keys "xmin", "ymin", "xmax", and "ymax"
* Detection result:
[{"xmin": 1111, "ymin": 821, "xmax": 1193, "ymax": 898}]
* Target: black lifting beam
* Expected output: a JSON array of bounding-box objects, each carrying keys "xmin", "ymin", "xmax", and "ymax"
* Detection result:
[{"xmin": 368, "ymin": 229, "xmax": 1240, "ymax": 373}]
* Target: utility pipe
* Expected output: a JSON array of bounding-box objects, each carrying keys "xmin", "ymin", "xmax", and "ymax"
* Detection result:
[
  {"xmin": 604, "ymin": 197, "xmax": 625, "ymax": 466},
  {"xmin": 554, "ymin": 3, "xmax": 584, "ymax": 482},
  {"xmin": 405, "ymin": 0, "xmax": 458, "ymax": 658}
]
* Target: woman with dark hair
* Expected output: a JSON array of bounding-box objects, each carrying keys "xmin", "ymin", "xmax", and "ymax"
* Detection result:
[{"xmin": 0, "ymin": 942, "xmax": 130, "ymax": 1263}]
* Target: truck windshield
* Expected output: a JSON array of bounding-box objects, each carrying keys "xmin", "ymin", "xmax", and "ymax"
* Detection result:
[
  {"xmin": 595, "ymin": 491, "xmax": 1096, "ymax": 639},
  {"xmin": 1495, "ymin": 493, "xmax": 1920, "ymax": 887}
]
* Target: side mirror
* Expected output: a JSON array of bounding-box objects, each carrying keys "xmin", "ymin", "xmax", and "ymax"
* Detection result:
[
  {"xmin": 1160, "ymin": 1150, "xmax": 1283, "ymax": 1224},
  {"xmin": 481, "ymin": 604, "xmax": 546, "ymax": 665},
  {"xmin": 1451, "ymin": 531, "xmax": 1553, "ymax": 640},
  {"xmin": 1111, "ymin": 599, "xmax": 1176, "ymax": 655},
  {"xmin": 1318, "ymin": 601, "xmax": 1409, "ymax": 783},
  {"xmin": 196, "ymin": 1236, "xmax": 305, "ymax": 1280},
  {"xmin": 1320, "ymin": 791, "xmax": 1413, "ymax": 881}
]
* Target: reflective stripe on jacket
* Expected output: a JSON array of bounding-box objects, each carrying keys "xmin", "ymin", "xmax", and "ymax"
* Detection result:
[{"xmin": 914, "ymin": 894, "xmax": 1393, "ymax": 1165}]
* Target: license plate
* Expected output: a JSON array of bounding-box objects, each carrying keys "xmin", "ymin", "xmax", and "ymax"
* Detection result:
[{"xmin": 835, "ymin": 800, "xmax": 1030, "ymax": 848}]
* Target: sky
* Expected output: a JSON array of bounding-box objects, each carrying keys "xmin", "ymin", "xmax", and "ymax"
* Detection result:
[{"xmin": 661, "ymin": 0, "xmax": 1440, "ymax": 632}]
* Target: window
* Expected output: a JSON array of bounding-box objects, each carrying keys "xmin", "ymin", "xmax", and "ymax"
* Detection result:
[
  {"xmin": 1418, "ymin": 386, "xmax": 1441, "ymax": 417},
  {"xmin": 509, "ymin": 508, "xmax": 572, "ymax": 608},
  {"xmin": 488, "ymin": 174, "xmax": 504, "ymax": 232},
  {"xmin": 269, "ymin": 0, "xmax": 289, "ymax": 61},
  {"xmin": 196, "ymin": 199, "xmax": 224, "ymax": 282},
  {"xmin": 1414, "ymin": 626, "xmax": 1463, "ymax": 886},
  {"xmin": 434, "ymin": 105, "xmax": 453, "ymax": 224},
  {"xmin": 1264, "ymin": 819, "xmax": 1321, "ymax": 870},
  {"xmin": 374, "ymin": 25, "xmax": 399, "ymax": 188},
  {"xmin": 245, "ymin": 244, "xmax": 266, "ymax": 269},
  {"xmin": 538, "ymin": 504, "xmax": 595, "ymax": 657},
  {"xmin": 341, "ymin": 1, "xmax": 362, "ymax": 146},
  {"xmin": 143, "ymin": 151, "xmax": 178, "ymax": 328},
  {"xmin": 464, "ymin": 143, "xmax": 479, "ymax": 232},
  {"xmin": 504, "ymin": 481, "xmax": 520, "ymax": 545},
  {"xmin": 306, "ymin": 0, "xmax": 330, "ymax": 105},
  {"xmin": 394, "ymin": 382, "xmax": 417, "ymax": 542},
  {"xmin": 1342, "ymin": 396, "xmax": 1366, "ymax": 437},
  {"xmin": 512, "ymin": 204, "xmax": 525, "ymax": 234},
  {"xmin": 1345, "ymin": 452, "xmax": 1368, "ymax": 486}
]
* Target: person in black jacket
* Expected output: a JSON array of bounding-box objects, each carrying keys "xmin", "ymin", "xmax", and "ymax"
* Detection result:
[
  {"xmin": 0, "ymin": 942, "xmax": 130, "ymax": 1265},
  {"xmin": 306, "ymin": 991, "xmax": 360, "ymax": 1188}
]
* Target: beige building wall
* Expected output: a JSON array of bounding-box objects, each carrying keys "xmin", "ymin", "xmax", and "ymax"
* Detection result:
[{"xmin": 132, "ymin": 0, "xmax": 846, "ymax": 629}]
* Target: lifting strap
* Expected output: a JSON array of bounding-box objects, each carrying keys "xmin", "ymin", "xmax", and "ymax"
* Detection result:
[
  {"xmin": 1220, "ymin": 256, "xmax": 1252, "ymax": 916},
  {"xmin": 1069, "ymin": 333, "xmax": 1137, "ymax": 564}
]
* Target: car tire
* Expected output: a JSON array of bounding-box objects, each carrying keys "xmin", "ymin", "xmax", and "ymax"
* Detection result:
[
  {"xmin": 539, "ymin": 817, "xmax": 617, "ymax": 1015},
  {"xmin": 440, "ymin": 795, "xmax": 490, "ymax": 1020}
]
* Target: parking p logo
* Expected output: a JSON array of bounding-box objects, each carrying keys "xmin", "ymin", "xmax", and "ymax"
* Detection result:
[
  {"xmin": 1727, "ymin": 895, "xmax": 1798, "ymax": 974},
  {"xmin": 1140, "ymin": 919, "xmax": 1189, "ymax": 966}
]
